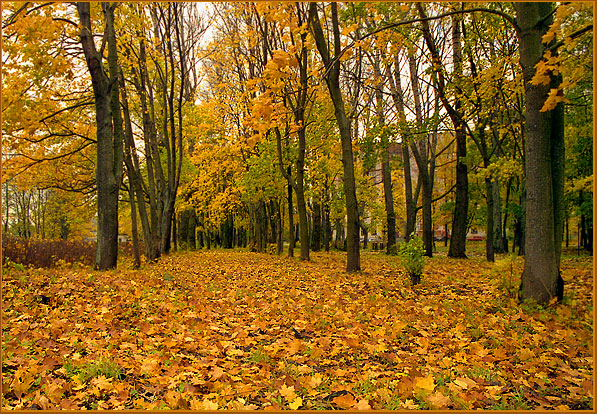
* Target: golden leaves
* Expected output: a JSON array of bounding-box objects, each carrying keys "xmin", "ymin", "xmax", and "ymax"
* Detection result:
[
  {"xmin": 11, "ymin": 368, "xmax": 36, "ymax": 399},
  {"xmin": 414, "ymin": 375, "xmax": 436, "ymax": 395},
  {"xmin": 425, "ymin": 391, "xmax": 452, "ymax": 409},
  {"xmin": 288, "ymin": 396, "xmax": 303, "ymax": 409},
  {"xmin": 2, "ymin": 251, "xmax": 593, "ymax": 410}
]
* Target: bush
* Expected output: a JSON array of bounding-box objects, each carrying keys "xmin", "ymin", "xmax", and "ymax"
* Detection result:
[
  {"xmin": 2, "ymin": 236, "xmax": 96, "ymax": 268},
  {"xmin": 398, "ymin": 235, "xmax": 426, "ymax": 285}
]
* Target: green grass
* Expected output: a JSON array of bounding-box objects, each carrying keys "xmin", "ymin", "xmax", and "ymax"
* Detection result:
[
  {"xmin": 248, "ymin": 346, "xmax": 272, "ymax": 364},
  {"xmin": 66, "ymin": 356, "xmax": 122, "ymax": 383}
]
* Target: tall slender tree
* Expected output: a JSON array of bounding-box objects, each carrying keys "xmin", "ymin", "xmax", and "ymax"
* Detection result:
[{"xmin": 309, "ymin": 2, "xmax": 361, "ymax": 272}]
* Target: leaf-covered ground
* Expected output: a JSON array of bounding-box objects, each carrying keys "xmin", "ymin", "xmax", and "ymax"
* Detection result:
[{"xmin": 2, "ymin": 250, "xmax": 593, "ymax": 410}]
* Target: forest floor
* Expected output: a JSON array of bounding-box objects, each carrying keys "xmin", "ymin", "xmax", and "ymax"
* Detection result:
[{"xmin": 1, "ymin": 248, "xmax": 593, "ymax": 410}]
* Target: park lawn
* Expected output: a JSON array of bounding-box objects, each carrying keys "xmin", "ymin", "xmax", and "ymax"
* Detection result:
[{"xmin": 1, "ymin": 249, "xmax": 593, "ymax": 410}]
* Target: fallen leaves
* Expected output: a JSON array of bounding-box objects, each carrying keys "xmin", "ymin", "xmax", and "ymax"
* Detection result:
[
  {"xmin": 1, "ymin": 251, "xmax": 593, "ymax": 410},
  {"xmin": 414, "ymin": 375, "xmax": 436, "ymax": 395}
]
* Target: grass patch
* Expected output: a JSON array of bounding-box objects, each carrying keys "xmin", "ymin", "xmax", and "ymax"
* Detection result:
[{"xmin": 67, "ymin": 357, "xmax": 122, "ymax": 383}]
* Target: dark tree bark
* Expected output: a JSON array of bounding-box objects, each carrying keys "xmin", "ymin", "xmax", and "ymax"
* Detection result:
[
  {"xmin": 127, "ymin": 183, "xmax": 141, "ymax": 269},
  {"xmin": 417, "ymin": 5, "xmax": 468, "ymax": 258},
  {"xmin": 311, "ymin": 202, "xmax": 322, "ymax": 251},
  {"xmin": 386, "ymin": 56, "xmax": 416, "ymax": 242},
  {"xmin": 323, "ymin": 202, "xmax": 331, "ymax": 252},
  {"xmin": 485, "ymin": 176, "xmax": 495, "ymax": 262},
  {"xmin": 77, "ymin": 2, "xmax": 123, "ymax": 270},
  {"xmin": 276, "ymin": 201, "xmax": 283, "ymax": 255},
  {"xmin": 188, "ymin": 210, "xmax": 197, "ymax": 250},
  {"xmin": 372, "ymin": 51, "xmax": 396, "ymax": 254},
  {"xmin": 515, "ymin": 2, "xmax": 565, "ymax": 304},
  {"xmin": 309, "ymin": 2, "xmax": 360, "ymax": 272},
  {"xmin": 287, "ymin": 169, "xmax": 295, "ymax": 257}
]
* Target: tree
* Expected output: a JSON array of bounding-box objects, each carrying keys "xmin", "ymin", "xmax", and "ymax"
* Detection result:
[
  {"xmin": 515, "ymin": 2, "xmax": 566, "ymax": 303},
  {"xmin": 309, "ymin": 2, "xmax": 361, "ymax": 272},
  {"xmin": 77, "ymin": 2, "xmax": 123, "ymax": 270},
  {"xmin": 416, "ymin": 4, "xmax": 469, "ymax": 258}
]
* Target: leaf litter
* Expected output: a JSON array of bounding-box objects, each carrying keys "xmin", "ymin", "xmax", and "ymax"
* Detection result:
[{"xmin": 1, "ymin": 250, "xmax": 593, "ymax": 410}]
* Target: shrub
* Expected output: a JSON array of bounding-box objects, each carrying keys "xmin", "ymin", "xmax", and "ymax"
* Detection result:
[
  {"xmin": 398, "ymin": 235, "xmax": 426, "ymax": 285},
  {"xmin": 2, "ymin": 236, "xmax": 96, "ymax": 268}
]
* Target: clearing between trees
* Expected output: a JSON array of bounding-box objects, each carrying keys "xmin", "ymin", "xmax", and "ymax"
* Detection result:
[{"xmin": 2, "ymin": 250, "xmax": 592, "ymax": 410}]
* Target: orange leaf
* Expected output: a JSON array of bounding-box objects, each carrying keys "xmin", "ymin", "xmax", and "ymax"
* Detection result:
[
  {"xmin": 355, "ymin": 399, "xmax": 372, "ymax": 410},
  {"xmin": 332, "ymin": 392, "xmax": 355, "ymax": 409},
  {"xmin": 414, "ymin": 375, "xmax": 435, "ymax": 394},
  {"xmin": 425, "ymin": 391, "xmax": 451, "ymax": 409}
]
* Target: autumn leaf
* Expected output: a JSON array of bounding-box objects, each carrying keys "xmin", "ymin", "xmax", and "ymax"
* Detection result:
[
  {"xmin": 288, "ymin": 396, "xmax": 303, "ymax": 409},
  {"xmin": 400, "ymin": 399, "xmax": 419, "ymax": 409},
  {"xmin": 518, "ymin": 348, "xmax": 535, "ymax": 361},
  {"xmin": 139, "ymin": 357, "xmax": 160, "ymax": 375},
  {"xmin": 280, "ymin": 384, "xmax": 297, "ymax": 400},
  {"xmin": 12, "ymin": 370, "xmax": 35, "ymax": 399},
  {"xmin": 210, "ymin": 366, "xmax": 225, "ymax": 381},
  {"xmin": 355, "ymin": 399, "xmax": 372, "ymax": 410},
  {"xmin": 414, "ymin": 375, "xmax": 435, "ymax": 395},
  {"xmin": 90, "ymin": 375, "xmax": 114, "ymax": 392},
  {"xmin": 453, "ymin": 377, "xmax": 477, "ymax": 390},
  {"xmin": 308, "ymin": 373, "xmax": 323, "ymax": 389},
  {"xmin": 425, "ymin": 391, "xmax": 452, "ymax": 409},
  {"xmin": 332, "ymin": 392, "xmax": 356, "ymax": 409}
]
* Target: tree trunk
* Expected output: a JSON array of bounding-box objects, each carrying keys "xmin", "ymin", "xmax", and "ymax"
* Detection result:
[
  {"xmin": 276, "ymin": 201, "xmax": 283, "ymax": 255},
  {"xmin": 172, "ymin": 213, "xmax": 177, "ymax": 252},
  {"xmin": 516, "ymin": 2, "xmax": 565, "ymax": 304},
  {"xmin": 485, "ymin": 177, "xmax": 495, "ymax": 262},
  {"xmin": 287, "ymin": 173, "xmax": 294, "ymax": 257},
  {"xmin": 310, "ymin": 2, "xmax": 360, "ymax": 272},
  {"xmin": 296, "ymin": 149, "xmax": 310, "ymax": 261},
  {"xmin": 493, "ymin": 179, "xmax": 507, "ymax": 253},
  {"xmin": 373, "ymin": 50, "xmax": 396, "ymax": 253},
  {"xmin": 311, "ymin": 202, "xmax": 322, "ymax": 251},
  {"xmin": 447, "ymin": 17, "xmax": 468, "ymax": 259},
  {"xmin": 386, "ymin": 54, "xmax": 416, "ymax": 242},
  {"xmin": 323, "ymin": 203, "xmax": 331, "ymax": 252},
  {"xmin": 407, "ymin": 55, "xmax": 433, "ymax": 257},
  {"xmin": 417, "ymin": 5, "xmax": 468, "ymax": 258},
  {"xmin": 77, "ymin": 3, "xmax": 123, "ymax": 270},
  {"xmin": 188, "ymin": 210, "xmax": 197, "ymax": 250},
  {"xmin": 128, "ymin": 184, "xmax": 141, "ymax": 268}
]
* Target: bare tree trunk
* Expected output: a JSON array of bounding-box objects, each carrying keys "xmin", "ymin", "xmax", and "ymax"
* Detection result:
[
  {"xmin": 516, "ymin": 2, "xmax": 565, "ymax": 304},
  {"xmin": 127, "ymin": 184, "xmax": 141, "ymax": 268},
  {"xmin": 417, "ymin": 5, "xmax": 468, "ymax": 258},
  {"xmin": 287, "ymin": 171, "xmax": 295, "ymax": 258},
  {"xmin": 311, "ymin": 202, "xmax": 322, "ymax": 251},
  {"xmin": 310, "ymin": 2, "xmax": 360, "ymax": 272},
  {"xmin": 372, "ymin": 51, "xmax": 396, "ymax": 253},
  {"xmin": 386, "ymin": 55, "xmax": 416, "ymax": 242},
  {"xmin": 77, "ymin": 2, "xmax": 123, "ymax": 270}
]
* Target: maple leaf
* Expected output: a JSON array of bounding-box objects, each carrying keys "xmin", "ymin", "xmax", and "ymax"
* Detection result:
[
  {"xmin": 139, "ymin": 357, "xmax": 160, "ymax": 375},
  {"xmin": 308, "ymin": 373, "xmax": 323, "ymax": 389},
  {"xmin": 425, "ymin": 391, "xmax": 451, "ymax": 409},
  {"xmin": 355, "ymin": 399, "xmax": 372, "ymax": 410},
  {"xmin": 400, "ymin": 399, "xmax": 419, "ymax": 409},
  {"xmin": 12, "ymin": 370, "xmax": 35, "ymax": 399},
  {"xmin": 44, "ymin": 380, "xmax": 66, "ymax": 403},
  {"xmin": 90, "ymin": 375, "xmax": 114, "ymax": 392},
  {"xmin": 288, "ymin": 396, "xmax": 303, "ymax": 409},
  {"xmin": 332, "ymin": 392, "xmax": 355, "ymax": 409},
  {"xmin": 414, "ymin": 375, "xmax": 435, "ymax": 395},
  {"xmin": 279, "ymin": 384, "xmax": 297, "ymax": 400},
  {"xmin": 210, "ymin": 366, "xmax": 225, "ymax": 380},
  {"xmin": 518, "ymin": 348, "xmax": 535, "ymax": 361}
]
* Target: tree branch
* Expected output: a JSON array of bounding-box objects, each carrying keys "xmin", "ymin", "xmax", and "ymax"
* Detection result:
[{"xmin": 323, "ymin": 7, "xmax": 518, "ymax": 75}]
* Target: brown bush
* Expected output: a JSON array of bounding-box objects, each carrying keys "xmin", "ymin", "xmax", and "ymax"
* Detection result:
[{"xmin": 2, "ymin": 236, "xmax": 96, "ymax": 268}]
